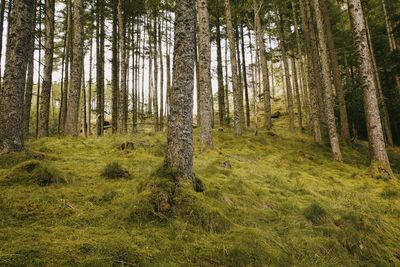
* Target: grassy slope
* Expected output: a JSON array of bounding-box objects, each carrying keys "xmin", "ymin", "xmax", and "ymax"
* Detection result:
[{"xmin": 0, "ymin": 117, "xmax": 400, "ymax": 266}]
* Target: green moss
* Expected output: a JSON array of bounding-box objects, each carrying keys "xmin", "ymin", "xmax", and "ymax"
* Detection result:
[
  {"xmin": 0, "ymin": 112, "xmax": 399, "ymax": 265},
  {"xmin": 0, "ymin": 160, "xmax": 67, "ymax": 186}
]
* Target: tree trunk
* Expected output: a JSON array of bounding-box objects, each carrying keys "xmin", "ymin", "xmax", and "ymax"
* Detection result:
[
  {"xmin": 118, "ymin": 0, "xmax": 127, "ymax": 134},
  {"xmin": 299, "ymin": 0, "xmax": 322, "ymax": 143},
  {"xmin": 321, "ymin": 0, "xmax": 351, "ymax": 143},
  {"xmin": 240, "ymin": 24, "xmax": 250, "ymax": 128},
  {"xmin": 312, "ymin": 0, "xmax": 342, "ymax": 162},
  {"xmin": 38, "ymin": 0, "xmax": 55, "ymax": 137},
  {"xmin": 216, "ymin": 15, "xmax": 225, "ymax": 127},
  {"xmin": 111, "ymin": 0, "xmax": 118, "ymax": 133},
  {"xmin": 23, "ymin": 0, "xmax": 36, "ymax": 138},
  {"xmin": 197, "ymin": 0, "xmax": 213, "ymax": 149},
  {"xmin": 224, "ymin": 0, "xmax": 243, "ymax": 136},
  {"xmin": 165, "ymin": 0, "xmax": 196, "ymax": 178},
  {"xmin": 0, "ymin": 0, "xmax": 35, "ymax": 153},
  {"xmin": 347, "ymin": 0, "xmax": 391, "ymax": 172},
  {"xmin": 254, "ymin": 0, "xmax": 272, "ymax": 130},
  {"xmin": 60, "ymin": 0, "xmax": 71, "ymax": 135},
  {"xmin": 96, "ymin": 0, "xmax": 105, "ymax": 136},
  {"xmin": 277, "ymin": 12, "xmax": 295, "ymax": 131},
  {"xmin": 64, "ymin": 0, "xmax": 84, "ymax": 136}
]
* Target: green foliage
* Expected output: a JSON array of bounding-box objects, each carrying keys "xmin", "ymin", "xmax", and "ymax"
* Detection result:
[{"xmin": 101, "ymin": 162, "xmax": 131, "ymax": 180}]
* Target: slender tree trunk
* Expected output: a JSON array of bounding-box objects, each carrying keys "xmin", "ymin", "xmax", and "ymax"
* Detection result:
[
  {"xmin": 0, "ymin": 0, "xmax": 35, "ymax": 153},
  {"xmin": 224, "ymin": 0, "xmax": 243, "ymax": 136},
  {"xmin": 111, "ymin": 0, "xmax": 118, "ymax": 133},
  {"xmin": 60, "ymin": 0, "xmax": 71, "ymax": 135},
  {"xmin": 197, "ymin": 0, "xmax": 213, "ymax": 148},
  {"xmin": 35, "ymin": 1, "xmax": 42, "ymax": 138},
  {"xmin": 299, "ymin": 0, "xmax": 322, "ymax": 143},
  {"xmin": 224, "ymin": 32, "xmax": 230, "ymax": 126},
  {"xmin": 277, "ymin": 12, "xmax": 295, "ymax": 131},
  {"xmin": 321, "ymin": 0, "xmax": 351, "ymax": 143},
  {"xmin": 165, "ymin": 0, "xmax": 196, "ymax": 179},
  {"xmin": 65, "ymin": 0, "xmax": 84, "ymax": 136},
  {"xmin": 291, "ymin": 55, "xmax": 303, "ymax": 131},
  {"xmin": 158, "ymin": 15, "xmax": 164, "ymax": 131},
  {"xmin": 312, "ymin": 0, "xmax": 342, "ymax": 161},
  {"xmin": 96, "ymin": 0, "xmax": 105, "ymax": 136},
  {"xmin": 240, "ymin": 24, "xmax": 250, "ymax": 128},
  {"xmin": 365, "ymin": 16, "xmax": 394, "ymax": 146},
  {"xmin": 216, "ymin": 15, "xmax": 225, "ymax": 127},
  {"xmin": 153, "ymin": 13, "xmax": 159, "ymax": 131},
  {"xmin": 254, "ymin": 0, "xmax": 272, "ymax": 130},
  {"xmin": 118, "ymin": 0, "xmax": 127, "ymax": 134},
  {"xmin": 88, "ymin": 30, "xmax": 93, "ymax": 135},
  {"xmin": 38, "ymin": 0, "xmax": 55, "ymax": 137},
  {"xmin": 23, "ymin": 0, "xmax": 36, "ymax": 138},
  {"xmin": 249, "ymin": 29, "xmax": 258, "ymax": 134},
  {"xmin": 347, "ymin": 0, "xmax": 391, "ymax": 172}
]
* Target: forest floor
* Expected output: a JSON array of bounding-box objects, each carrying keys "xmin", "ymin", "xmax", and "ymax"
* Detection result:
[{"xmin": 1, "ymin": 113, "xmax": 400, "ymax": 266}]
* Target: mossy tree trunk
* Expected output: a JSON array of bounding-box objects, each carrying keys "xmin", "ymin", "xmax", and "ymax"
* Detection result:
[{"xmin": 165, "ymin": 0, "xmax": 196, "ymax": 178}]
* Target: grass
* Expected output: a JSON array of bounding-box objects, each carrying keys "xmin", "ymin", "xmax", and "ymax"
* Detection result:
[{"xmin": 0, "ymin": 114, "xmax": 400, "ymax": 266}]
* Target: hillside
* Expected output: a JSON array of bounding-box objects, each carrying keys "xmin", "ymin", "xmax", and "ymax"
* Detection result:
[{"xmin": 1, "ymin": 118, "xmax": 400, "ymax": 266}]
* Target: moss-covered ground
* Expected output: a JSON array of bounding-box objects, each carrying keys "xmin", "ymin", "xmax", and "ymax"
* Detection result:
[{"xmin": 1, "ymin": 115, "xmax": 400, "ymax": 266}]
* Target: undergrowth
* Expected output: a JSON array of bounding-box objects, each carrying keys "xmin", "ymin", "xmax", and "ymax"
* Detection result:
[{"xmin": 0, "ymin": 118, "xmax": 399, "ymax": 266}]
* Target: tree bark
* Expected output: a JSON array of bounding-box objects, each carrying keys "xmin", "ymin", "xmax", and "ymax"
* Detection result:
[
  {"xmin": 224, "ymin": 0, "xmax": 243, "ymax": 136},
  {"xmin": 197, "ymin": 0, "xmax": 213, "ymax": 148},
  {"xmin": 38, "ymin": 0, "xmax": 55, "ymax": 137},
  {"xmin": 0, "ymin": 0, "xmax": 35, "ymax": 153},
  {"xmin": 165, "ymin": 0, "xmax": 196, "ymax": 178},
  {"xmin": 312, "ymin": 0, "xmax": 342, "ymax": 162},
  {"xmin": 254, "ymin": 0, "xmax": 272, "ymax": 130},
  {"xmin": 64, "ymin": 0, "xmax": 84, "ymax": 136},
  {"xmin": 321, "ymin": 0, "xmax": 351, "ymax": 143},
  {"xmin": 347, "ymin": 0, "xmax": 391, "ymax": 171}
]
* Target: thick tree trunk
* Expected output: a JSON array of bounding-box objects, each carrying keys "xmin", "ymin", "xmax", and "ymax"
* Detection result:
[
  {"xmin": 165, "ymin": 0, "xmax": 196, "ymax": 178},
  {"xmin": 254, "ymin": 0, "xmax": 272, "ymax": 130},
  {"xmin": 64, "ymin": 0, "xmax": 84, "ymax": 136},
  {"xmin": 347, "ymin": 0, "xmax": 391, "ymax": 171},
  {"xmin": 197, "ymin": 0, "xmax": 213, "ymax": 148},
  {"xmin": 0, "ymin": 0, "xmax": 35, "ymax": 153},
  {"xmin": 224, "ymin": 0, "xmax": 243, "ymax": 136},
  {"xmin": 38, "ymin": 0, "xmax": 55, "ymax": 137}
]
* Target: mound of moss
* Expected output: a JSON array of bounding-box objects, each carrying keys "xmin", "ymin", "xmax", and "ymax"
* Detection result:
[
  {"xmin": 101, "ymin": 162, "xmax": 131, "ymax": 180},
  {"xmin": 0, "ymin": 160, "xmax": 67, "ymax": 186}
]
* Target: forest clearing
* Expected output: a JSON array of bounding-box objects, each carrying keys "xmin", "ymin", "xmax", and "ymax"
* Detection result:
[{"xmin": 1, "ymin": 0, "xmax": 400, "ymax": 265}]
